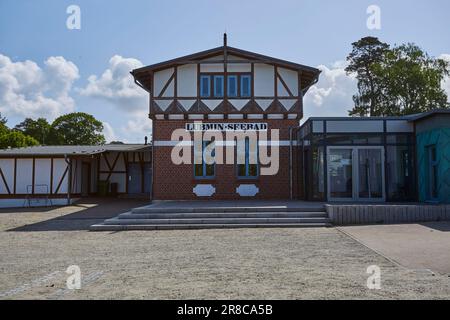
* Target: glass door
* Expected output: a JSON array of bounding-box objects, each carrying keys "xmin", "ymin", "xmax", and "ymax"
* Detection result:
[
  {"xmin": 327, "ymin": 148, "xmax": 353, "ymax": 201},
  {"xmin": 357, "ymin": 148, "xmax": 384, "ymax": 200},
  {"xmin": 327, "ymin": 147, "xmax": 385, "ymax": 201}
]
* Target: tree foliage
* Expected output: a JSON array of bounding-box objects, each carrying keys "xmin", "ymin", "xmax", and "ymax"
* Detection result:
[
  {"xmin": 372, "ymin": 43, "xmax": 449, "ymax": 115},
  {"xmin": 346, "ymin": 37, "xmax": 449, "ymax": 116},
  {"xmin": 0, "ymin": 113, "xmax": 8, "ymax": 136},
  {"xmin": 0, "ymin": 131, "xmax": 39, "ymax": 149},
  {"xmin": 345, "ymin": 37, "xmax": 389, "ymax": 116},
  {"xmin": 14, "ymin": 118, "xmax": 52, "ymax": 144},
  {"xmin": 50, "ymin": 112, "xmax": 106, "ymax": 145}
]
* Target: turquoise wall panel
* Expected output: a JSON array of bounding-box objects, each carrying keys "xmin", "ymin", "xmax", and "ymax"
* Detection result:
[{"xmin": 416, "ymin": 128, "xmax": 450, "ymax": 203}]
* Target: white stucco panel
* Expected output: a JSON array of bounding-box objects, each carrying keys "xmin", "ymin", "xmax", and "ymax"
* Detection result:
[
  {"xmin": 53, "ymin": 159, "xmax": 68, "ymax": 194},
  {"xmin": 34, "ymin": 159, "xmax": 51, "ymax": 193},
  {"xmin": 178, "ymin": 99, "xmax": 196, "ymax": 111},
  {"xmin": 177, "ymin": 64, "xmax": 197, "ymax": 97},
  {"xmin": 254, "ymin": 64, "xmax": 274, "ymax": 96},
  {"xmin": 279, "ymin": 99, "xmax": 297, "ymax": 110},
  {"xmin": 154, "ymin": 68, "xmax": 174, "ymax": 97},
  {"xmin": 200, "ymin": 64, "xmax": 224, "ymax": 73},
  {"xmin": 277, "ymin": 68, "xmax": 298, "ymax": 96},
  {"xmin": 255, "ymin": 99, "xmax": 273, "ymax": 111},
  {"xmin": 202, "ymin": 99, "xmax": 222, "ymax": 111},
  {"xmin": 16, "ymin": 159, "xmax": 33, "ymax": 194},
  {"xmin": 0, "ymin": 159, "xmax": 14, "ymax": 194},
  {"xmin": 155, "ymin": 100, "xmax": 173, "ymax": 111},
  {"xmin": 229, "ymin": 99, "xmax": 250, "ymax": 111},
  {"xmin": 227, "ymin": 63, "xmax": 251, "ymax": 72}
]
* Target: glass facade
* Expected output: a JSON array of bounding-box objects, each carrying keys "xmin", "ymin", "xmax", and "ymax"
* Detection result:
[{"xmin": 298, "ymin": 119, "xmax": 416, "ymax": 202}]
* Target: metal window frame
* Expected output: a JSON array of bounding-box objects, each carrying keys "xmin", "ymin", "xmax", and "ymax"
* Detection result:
[{"xmin": 326, "ymin": 146, "xmax": 386, "ymax": 202}]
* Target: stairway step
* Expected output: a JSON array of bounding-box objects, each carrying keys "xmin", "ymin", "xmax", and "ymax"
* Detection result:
[
  {"xmin": 103, "ymin": 217, "xmax": 330, "ymax": 225},
  {"xmin": 118, "ymin": 212, "xmax": 328, "ymax": 219},
  {"xmin": 90, "ymin": 222, "xmax": 332, "ymax": 231},
  {"xmin": 131, "ymin": 206, "xmax": 325, "ymax": 214}
]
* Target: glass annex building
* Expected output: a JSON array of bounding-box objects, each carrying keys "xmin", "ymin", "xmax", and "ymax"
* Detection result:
[{"xmin": 297, "ymin": 110, "xmax": 450, "ymax": 203}]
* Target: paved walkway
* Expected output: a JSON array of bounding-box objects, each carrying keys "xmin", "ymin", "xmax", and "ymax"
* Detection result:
[{"xmin": 339, "ymin": 222, "xmax": 450, "ymax": 275}]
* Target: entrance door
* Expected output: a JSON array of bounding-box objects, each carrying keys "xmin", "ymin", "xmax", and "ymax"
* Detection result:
[
  {"xmin": 327, "ymin": 147, "xmax": 385, "ymax": 201},
  {"xmin": 357, "ymin": 148, "xmax": 384, "ymax": 200},
  {"xmin": 328, "ymin": 148, "xmax": 354, "ymax": 201},
  {"xmin": 127, "ymin": 163, "xmax": 152, "ymax": 194},
  {"xmin": 127, "ymin": 163, "xmax": 142, "ymax": 194}
]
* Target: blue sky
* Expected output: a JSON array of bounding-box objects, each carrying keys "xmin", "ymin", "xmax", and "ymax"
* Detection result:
[{"xmin": 1, "ymin": 0, "xmax": 449, "ymax": 142}]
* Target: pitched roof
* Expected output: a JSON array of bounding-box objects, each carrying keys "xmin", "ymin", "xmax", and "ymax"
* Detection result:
[
  {"xmin": 0, "ymin": 144, "xmax": 151, "ymax": 156},
  {"xmin": 131, "ymin": 46, "xmax": 321, "ymax": 94},
  {"xmin": 406, "ymin": 109, "xmax": 450, "ymax": 122}
]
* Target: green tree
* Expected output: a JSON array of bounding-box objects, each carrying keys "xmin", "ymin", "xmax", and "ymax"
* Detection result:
[
  {"xmin": 345, "ymin": 37, "xmax": 390, "ymax": 116},
  {"xmin": 0, "ymin": 131, "xmax": 39, "ymax": 149},
  {"xmin": 373, "ymin": 43, "xmax": 449, "ymax": 115},
  {"xmin": 50, "ymin": 112, "xmax": 106, "ymax": 145},
  {"xmin": 0, "ymin": 113, "xmax": 9, "ymax": 135},
  {"xmin": 14, "ymin": 118, "xmax": 52, "ymax": 144}
]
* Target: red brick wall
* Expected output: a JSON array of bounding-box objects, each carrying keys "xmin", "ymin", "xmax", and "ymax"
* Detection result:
[{"xmin": 153, "ymin": 119, "xmax": 299, "ymax": 200}]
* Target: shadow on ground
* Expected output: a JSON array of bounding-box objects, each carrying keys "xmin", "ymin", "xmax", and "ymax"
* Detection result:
[
  {"xmin": 6, "ymin": 198, "xmax": 149, "ymax": 232},
  {"xmin": 419, "ymin": 221, "xmax": 450, "ymax": 232}
]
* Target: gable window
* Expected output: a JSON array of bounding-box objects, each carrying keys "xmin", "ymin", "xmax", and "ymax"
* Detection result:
[
  {"xmin": 227, "ymin": 75, "xmax": 238, "ymax": 97},
  {"xmin": 194, "ymin": 141, "xmax": 215, "ymax": 179},
  {"xmin": 199, "ymin": 73, "xmax": 252, "ymax": 98},
  {"xmin": 240, "ymin": 75, "xmax": 251, "ymax": 97},
  {"xmin": 237, "ymin": 137, "xmax": 259, "ymax": 178},
  {"xmin": 213, "ymin": 75, "xmax": 224, "ymax": 97},
  {"xmin": 200, "ymin": 75, "xmax": 211, "ymax": 97}
]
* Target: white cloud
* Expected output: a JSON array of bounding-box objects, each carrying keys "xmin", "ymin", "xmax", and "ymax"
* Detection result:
[
  {"xmin": 79, "ymin": 55, "xmax": 152, "ymax": 143},
  {"xmin": 79, "ymin": 55, "xmax": 147, "ymax": 113},
  {"xmin": 438, "ymin": 54, "xmax": 450, "ymax": 99},
  {"xmin": 303, "ymin": 61, "xmax": 357, "ymax": 119},
  {"xmin": 0, "ymin": 54, "xmax": 79, "ymax": 120},
  {"xmin": 102, "ymin": 121, "xmax": 117, "ymax": 143},
  {"xmin": 120, "ymin": 111, "xmax": 152, "ymax": 143}
]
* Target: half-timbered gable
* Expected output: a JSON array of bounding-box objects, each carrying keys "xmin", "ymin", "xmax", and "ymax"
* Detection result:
[{"xmin": 132, "ymin": 36, "xmax": 320, "ymax": 121}]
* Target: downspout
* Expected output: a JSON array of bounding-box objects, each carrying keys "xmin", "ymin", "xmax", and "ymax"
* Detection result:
[
  {"xmin": 64, "ymin": 154, "xmax": 72, "ymax": 205},
  {"xmin": 131, "ymin": 71, "xmax": 154, "ymax": 203},
  {"xmin": 151, "ymin": 126, "xmax": 154, "ymax": 202}
]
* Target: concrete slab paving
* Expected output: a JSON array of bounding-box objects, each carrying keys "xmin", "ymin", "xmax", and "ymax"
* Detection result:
[{"xmin": 339, "ymin": 222, "xmax": 450, "ymax": 275}]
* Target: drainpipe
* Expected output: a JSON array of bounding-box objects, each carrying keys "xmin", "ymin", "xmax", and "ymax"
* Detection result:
[
  {"xmin": 150, "ymin": 126, "xmax": 154, "ymax": 203},
  {"xmin": 64, "ymin": 154, "xmax": 72, "ymax": 205},
  {"xmin": 289, "ymin": 126, "xmax": 300, "ymax": 200}
]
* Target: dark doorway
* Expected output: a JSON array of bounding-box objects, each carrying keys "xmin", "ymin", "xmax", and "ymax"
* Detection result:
[{"xmin": 81, "ymin": 162, "xmax": 91, "ymax": 197}]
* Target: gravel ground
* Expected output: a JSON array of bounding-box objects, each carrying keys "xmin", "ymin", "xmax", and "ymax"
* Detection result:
[{"xmin": 1, "ymin": 200, "xmax": 450, "ymax": 300}]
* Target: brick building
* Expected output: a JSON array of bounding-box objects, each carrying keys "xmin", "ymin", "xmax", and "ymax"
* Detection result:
[{"xmin": 131, "ymin": 35, "xmax": 321, "ymax": 200}]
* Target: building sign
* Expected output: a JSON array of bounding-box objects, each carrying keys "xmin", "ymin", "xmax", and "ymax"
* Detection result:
[{"xmin": 186, "ymin": 123, "xmax": 268, "ymax": 132}]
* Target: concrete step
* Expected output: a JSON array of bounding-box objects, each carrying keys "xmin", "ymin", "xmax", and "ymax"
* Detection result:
[
  {"xmin": 90, "ymin": 222, "xmax": 332, "ymax": 231},
  {"xmin": 130, "ymin": 206, "xmax": 325, "ymax": 214},
  {"xmin": 117, "ymin": 211, "xmax": 328, "ymax": 219},
  {"xmin": 103, "ymin": 217, "xmax": 330, "ymax": 225}
]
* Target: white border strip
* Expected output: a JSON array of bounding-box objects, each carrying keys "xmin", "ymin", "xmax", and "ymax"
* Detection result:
[{"xmin": 153, "ymin": 140, "xmax": 297, "ymax": 147}]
